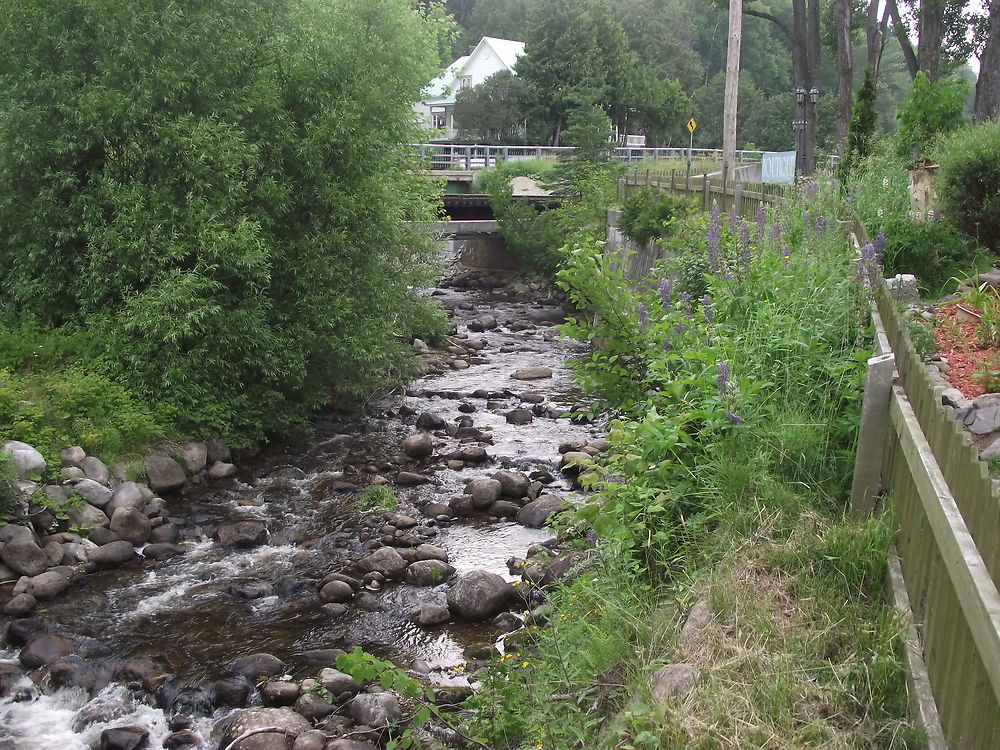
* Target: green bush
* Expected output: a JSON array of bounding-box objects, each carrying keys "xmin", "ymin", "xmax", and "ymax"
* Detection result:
[
  {"xmin": 399, "ymin": 295, "xmax": 451, "ymax": 347},
  {"xmin": 937, "ymin": 121, "xmax": 1000, "ymax": 252},
  {"xmin": 0, "ymin": 0, "xmax": 450, "ymax": 445},
  {"xmin": 878, "ymin": 214, "xmax": 980, "ymax": 294},
  {"xmin": 0, "ymin": 453, "xmax": 18, "ymax": 523},
  {"xmin": 895, "ymin": 72, "xmax": 968, "ymax": 158},
  {"xmin": 617, "ymin": 189, "xmax": 693, "ymax": 246}
]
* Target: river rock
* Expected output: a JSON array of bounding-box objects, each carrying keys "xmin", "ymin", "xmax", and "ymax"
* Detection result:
[
  {"xmin": 218, "ymin": 707, "xmax": 311, "ymax": 750},
  {"xmin": 517, "ymin": 495, "xmax": 565, "ymax": 528},
  {"xmin": 319, "ymin": 603, "xmax": 348, "ymax": 619},
  {"xmin": 467, "ymin": 314, "xmax": 498, "ymax": 332},
  {"xmin": 24, "ymin": 569, "xmax": 72, "ymax": 598},
  {"xmin": 328, "ymin": 741, "xmax": 379, "ymax": 750},
  {"xmin": 110, "ymin": 508, "xmax": 152, "ymax": 545},
  {"xmin": 404, "ymin": 559, "xmax": 456, "ymax": 586},
  {"xmin": 177, "ymin": 442, "xmax": 208, "ymax": 474},
  {"xmin": 319, "ymin": 580, "xmax": 354, "ymax": 603},
  {"xmin": 294, "ymin": 692, "xmax": 334, "ymax": 721},
  {"xmin": 90, "ymin": 540, "xmax": 136, "ymax": 566},
  {"xmin": 163, "ymin": 730, "xmax": 200, "ymax": 749},
  {"xmin": 60, "ymin": 446, "xmax": 87, "ymax": 467},
  {"xmin": 651, "ymin": 663, "xmax": 699, "ymax": 701},
  {"xmin": 358, "ymin": 546, "xmax": 407, "ymax": 579},
  {"xmin": 144, "ymin": 453, "xmax": 187, "ymax": 493},
  {"xmin": 318, "ymin": 668, "xmax": 360, "ymax": 696},
  {"xmin": 412, "ymin": 604, "xmax": 451, "ymax": 626},
  {"xmin": 211, "ymin": 678, "xmax": 252, "ymax": 708},
  {"xmin": 99, "ymin": 725, "xmax": 148, "ymax": 750},
  {"xmin": 208, "ymin": 461, "xmax": 239, "ymax": 480},
  {"xmin": 350, "ymin": 691, "xmax": 401, "ymax": 728},
  {"xmin": 7, "ymin": 616, "xmax": 52, "ymax": 646},
  {"xmin": 488, "ymin": 500, "xmax": 520, "ymax": 518},
  {"xmin": 81, "ymin": 456, "xmax": 111, "ymax": 484},
  {"xmin": 150, "ymin": 523, "xmax": 179, "ymax": 544},
  {"xmin": 466, "ymin": 478, "xmax": 502, "ymax": 509},
  {"xmin": 230, "ymin": 653, "xmax": 285, "ymax": 682},
  {"xmin": 415, "ymin": 412, "xmax": 446, "ymax": 431},
  {"xmin": 290, "ymin": 730, "xmax": 326, "ymax": 750},
  {"xmin": 88, "ymin": 527, "xmax": 121, "ymax": 546},
  {"xmin": 460, "ymin": 445, "xmax": 489, "ymax": 463},
  {"xmin": 62, "ymin": 542, "xmax": 90, "ymax": 564},
  {"xmin": 74, "ymin": 479, "xmax": 114, "ymax": 508},
  {"xmin": 62, "ymin": 466, "xmax": 86, "ymax": 481},
  {"xmin": 217, "ymin": 521, "xmax": 268, "ymax": 548},
  {"xmin": 67, "ymin": 502, "xmax": 111, "ymax": 531},
  {"xmin": 559, "ymin": 451, "xmax": 590, "ymax": 472},
  {"xmin": 106, "ymin": 482, "xmax": 146, "ymax": 516},
  {"xmin": 1, "ymin": 538, "xmax": 50, "ymax": 577},
  {"xmin": 447, "ymin": 570, "xmax": 514, "ymax": 621},
  {"xmin": 20, "ymin": 633, "xmax": 72, "ymax": 668},
  {"xmin": 414, "ymin": 543, "xmax": 449, "ymax": 562},
  {"xmin": 2, "ymin": 441, "xmax": 46, "ymax": 478},
  {"xmin": 511, "ymin": 367, "xmax": 553, "ymax": 380},
  {"xmin": 493, "ymin": 470, "xmax": 530, "ymax": 498},
  {"xmin": 505, "ymin": 408, "xmax": 534, "ymax": 425},
  {"xmin": 3, "ymin": 593, "xmax": 37, "ymax": 616},
  {"xmin": 262, "ymin": 680, "xmax": 300, "ymax": 707},
  {"xmin": 401, "ymin": 432, "xmax": 433, "ymax": 459},
  {"xmin": 395, "ymin": 471, "xmax": 428, "ymax": 487}
]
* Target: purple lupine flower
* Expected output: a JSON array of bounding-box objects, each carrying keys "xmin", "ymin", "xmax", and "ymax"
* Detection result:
[
  {"xmin": 807, "ymin": 182, "xmax": 818, "ymax": 199},
  {"xmin": 782, "ymin": 245, "xmax": 791, "ymax": 264},
  {"xmin": 802, "ymin": 211, "xmax": 811, "ymax": 231},
  {"xmin": 856, "ymin": 242, "xmax": 880, "ymax": 289},
  {"xmin": 702, "ymin": 295, "xmax": 714, "ymax": 325},
  {"xmin": 726, "ymin": 411, "xmax": 744, "ymax": 424},
  {"xmin": 716, "ymin": 360, "xmax": 729, "ymax": 399},
  {"xmin": 637, "ymin": 302, "xmax": 648, "ymax": 332},
  {"xmin": 873, "ymin": 232, "xmax": 886, "ymax": 259},
  {"xmin": 738, "ymin": 222, "xmax": 751, "ymax": 269},
  {"xmin": 658, "ymin": 278, "xmax": 672, "ymax": 307},
  {"xmin": 675, "ymin": 321, "xmax": 686, "ymax": 337},
  {"xmin": 707, "ymin": 202, "xmax": 723, "ymax": 273},
  {"xmin": 771, "ymin": 221, "xmax": 783, "ymax": 244},
  {"xmin": 755, "ymin": 203, "xmax": 767, "ymax": 244},
  {"xmin": 680, "ymin": 292, "xmax": 693, "ymax": 318},
  {"xmin": 585, "ymin": 531, "xmax": 599, "ymax": 548},
  {"xmin": 662, "ymin": 339, "xmax": 672, "ymax": 352},
  {"xmin": 815, "ymin": 216, "xmax": 827, "ymax": 233}
]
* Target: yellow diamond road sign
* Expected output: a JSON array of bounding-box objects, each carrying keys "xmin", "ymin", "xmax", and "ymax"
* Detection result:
[{"xmin": 687, "ymin": 118, "xmax": 697, "ymax": 133}]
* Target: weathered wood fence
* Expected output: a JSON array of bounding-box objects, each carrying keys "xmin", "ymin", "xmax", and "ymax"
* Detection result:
[
  {"xmin": 851, "ymin": 280, "xmax": 1000, "ymax": 748},
  {"xmin": 620, "ymin": 170, "xmax": 789, "ymax": 222}
]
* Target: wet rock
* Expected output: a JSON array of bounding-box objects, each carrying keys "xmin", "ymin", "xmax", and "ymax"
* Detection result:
[
  {"xmin": 2, "ymin": 440, "xmax": 46, "ymax": 478},
  {"xmin": 295, "ymin": 649, "xmax": 345, "ymax": 667},
  {"xmin": 328, "ymin": 741, "xmax": 379, "ymax": 750},
  {"xmin": 144, "ymin": 453, "xmax": 187, "ymax": 493},
  {"xmin": 150, "ymin": 523, "xmax": 180, "ymax": 544},
  {"xmin": 385, "ymin": 512, "xmax": 418, "ymax": 529},
  {"xmin": 110, "ymin": 507, "xmax": 152, "ymax": 545},
  {"xmin": 3, "ymin": 593, "xmax": 37, "ymax": 616},
  {"xmin": 460, "ymin": 446, "xmax": 490, "ymax": 463},
  {"xmin": 318, "ymin": 668, "xmax": 360, "ymax": 696},
  {"xmin": 493, "ymin": 469, "xmax": 530, "ymax": 498},
  {"xmin": 142, "ymin": 543, "xmax": 183, "ymax": 560},
  {"xmin": 511, "ymin": 367, "xmax": 553, "ymax": 380},
  {"xmin": 262, "ymin": 680, "xmax": 300, "ymax": 706},
  {"xmin": 434, "ymin": 685, "xmax": 474, "ymax": 707},
  {"xmin": 414, "ymin": 543, "xmax": 449, "ymax": 562},
  {"xmin": 211, "ymin": 677, "xmax": 252, "ymax": 708},
  {"xmin": 295, "ymin": 692, "xmax": 335, "ymax": 721},
  {"xmin": 651, "ymin": 663, "xmax": 699, "ymax": 701},
  {"xmin": 492, "ymin": 612, "xmax": 522, "ymax": 631},
  {"xmin": 20, "ymin": 633, "xmax": 72, "ymax": 668},
  {"xmin": 24, "ymin": 569, "xmax": 72, "ymax": 599},
  {"xmin": 466, "ymin": 478, "xmax": 502, "ymax": 509},
  {"xmin": 449, "ymin": 494, "xmax": 475, "ymax": 517},
  {"xmin": 291, "ymin": 729, "xmax": 327, "ymax": 750},
  {"xmin": 458, "ymin": 402, "xmax": 476, "ymax": 413},
  {"xmin": 163, "ymin": 730, "xmax": 201, "ymax": 749},
  {"xmin": 412, "ymin": 604, "xmax": 451, "ymax": 626},
  {"xmin": 75, "ymin": 478, "xmax": 114, "ymax": 508},
  {"xmin": 60, "ymin": 446, "xmax": 87, "ymax": 467},
  {"xmin": 319, "ymin": 580, "xmax": 354, "ymax": 603},
  {"xmin": 358, "ymin": 546, "xmax": 407, "ymax": 579},
  {"xmin": 81, "ymin": 456, "xmax": 111, "ymax": 484},
  {"xmin": 447, "ymin": 570, "xmax": 514, "ymax": 621},
  {"xmin": 319, "ymin": 603, "xmax": 348, "ymax": 619},
  {"xmin": 68, "ymin": 502, "xmax": 111, "ymax": 530},
  {"xmin": 395, "ymin": 471, "xmax": 428, "ymax": 487},
  {"xmin": 7, "ymin": 616, "xmax": 53, "ymax": 646},
  {"xmin": 401, "ymin": 432, "xmax": 433, "ymax": 459},
  {"xmin": 90, "ymin": 540, "xmax": 136, "ymax": 566},
  {"xmin": 467, "ymin": 315, "xmax": 498, "ymax": 332},
  {"xmin": 351, "ymin": 691, "xmax": 401, "ymax": 728},
  {"xmin": 517, "ymin": 495, "xmax": 565, "ymax": 528},
  {"xmin": 208, "ymin": 461, "xmax": 239, "ymax": 480},
  {"xmin": 120, "ymin": 657, "xmax": 158, "ymax": 682},
  {"xmin": 451, "ymin": 359, "xmax": 470, "ymax": 370},
  {"xmin": 488, "ymin": 500, "xmax": 520, "ymax": 518},
  {"xmin": 99, "ymin": 725, "xmax": 149, "ymax": 750},
  {"xmin": 404, "ymin": 559, "xmax": 456, "ymax": 586},
  {"xmin": 505, "ymin": 408, "xmax": 534, "ymax": 425},
  {"xmin": 415, "ymin": 412, "xmax": 446, "ymax": 430},
  {"xmin": 177, "ymin": 442, "xmax": 209, "ymax": 474},
  {"xmin": 218, "ymin": 707, "xmax": 312, "ymax": 750},
  {"xmin": 217, "ymin": 521, "xmax": 268, "ymax": 548},
  {"xmin": 421, "ymin": 501, "xmax": 451, "ymax": 518},
  {"xmin": 227, "ymin": 654, "xmax": 284, "ymax": 686},
  {"xmin": 1, "ymin": 538, "xmax": 51, "ymax": 577}
]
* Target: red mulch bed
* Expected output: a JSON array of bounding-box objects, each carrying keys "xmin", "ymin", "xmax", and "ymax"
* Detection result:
[{"xmin": 932, "ymin": 302, "xmax": 990, "ymax": 399}]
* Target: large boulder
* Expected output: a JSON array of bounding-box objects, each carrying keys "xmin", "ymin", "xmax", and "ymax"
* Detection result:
[
  {"xmin": 415, "ymin": 412, "xmax": 446, "ymax": 431},
  {"xmin": 350, "ymin": 692, "xmax": 401, "ymax": 728},
  {"xmin": 177, "ymin": 442, "xmax": 209, "ymax": 474},
  {"xmin": 20, "ymin": 633, "xmax": 72, "ymax": 668},
  {"xmin": 74, "ymin": 479, "xmax": 113, "ymax": 508},
  {"xmin": 229, "ymin": 653, "xmax": 285, "ymax": 682},
  {"xmin": 517, "ymin": 495, "xmax": 565, "ymax": 528},
  {"xmin": 401, "ymin": 433, "xmax": 433, "ymax": 459},
  {"xmin": 67, "ymin": 503, "xmax": 110, "ymax": 530},
  {"xmin": 217, "ymin": 707, "xmax": 311, "ymax": 750},
  {"xmin": 99, "ymin": 725, "xmax": 148, "ymax": 750},
  {"xmin": 465, "ymin": 478, "xmax": 502, "ymax": 510},
  {"xmin": 110, "ymin": 508, "xmax": 152, "ymax": 546},
  {"xmin": 404, "ymin": 560, "xmax": 455, "ymax": 586},
  {"xmin": 81, "ymin": 457, "xmax": 111, "ymax": 484},
  {"xmin": 105, "ymin": 482, "xmax": 146, "ymax": 516},
  {"xmin": 59, "ymin": 446, "xmax": 87, "ymax": 467},
  {"xmin": 90, "ymin": 541, "xmax": 136, "ymax": 566},
  {"xmin": 24, "ymin": 570, "xmax": 73, "ymax": 599},
  {"xmin": 446, "ymin": 570, "xmax": 513, "ymax": 621},
  {"xmin": 358, "ymin": 547, "xmax": 407, "ymax": 579},
  {"xmin": 144, "ymin": 453, "xmax": 187, "ymax": 493},
  {"xmin": 493, "ymin": 470, "xmax": 530, "ymax": 499},
  {"xmin": 217, "ymin": 521, "xmax": 268, "ymax": 548},
  {"xmin": 1, "ymin": 441, "xmax": 46, "ymax": 478},
  {"xmin": 1, "ymin": 539, "xmax": 50, "ymax": 577}
]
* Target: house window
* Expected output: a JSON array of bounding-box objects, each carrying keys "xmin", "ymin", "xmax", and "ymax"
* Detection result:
[
  {"xmin": 460, "ymin": 76, "xmax": 472, "ymax": 89},
  {"xmin": 431, "ymin": 107, "xmax": 448, "ymax": 130}
]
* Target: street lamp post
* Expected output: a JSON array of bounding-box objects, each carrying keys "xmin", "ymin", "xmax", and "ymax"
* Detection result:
[
  {"xmin": 806, "ymin": 87, "xmax": 819, "ymax": 175},
  {"xmin": 792, "ymin": 87, "xmax": 806, "ymax": 177}
]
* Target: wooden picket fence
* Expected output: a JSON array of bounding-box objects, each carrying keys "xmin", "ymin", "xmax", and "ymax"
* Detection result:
[
  {"xmin": 851, "ymin": 279, "xmax": 1000, "ymax": 748},
  {"xmin": 620, "ymin": 169, "xmax": 789, "ymax": 222}
]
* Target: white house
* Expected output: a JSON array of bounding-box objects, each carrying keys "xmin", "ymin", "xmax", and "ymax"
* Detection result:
[{"xmin": 415, "ymin": 36, "xmax": 526, "ymax": 141}]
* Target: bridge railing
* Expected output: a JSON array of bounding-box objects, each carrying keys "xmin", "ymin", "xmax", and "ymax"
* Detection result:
[{"xmin": 415, "ymin": 143, "xmax": 766, "ymax": 171}]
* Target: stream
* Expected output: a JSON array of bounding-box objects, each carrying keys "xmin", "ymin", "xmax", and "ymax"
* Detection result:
[{"xmin": 0, "ymin": 278, "xmax": 601, "ymax": 749}]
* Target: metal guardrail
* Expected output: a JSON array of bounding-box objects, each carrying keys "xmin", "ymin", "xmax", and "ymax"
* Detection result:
[{"xmin": 415, "ymin": 143, "xmax": 766, "ymax": 171}]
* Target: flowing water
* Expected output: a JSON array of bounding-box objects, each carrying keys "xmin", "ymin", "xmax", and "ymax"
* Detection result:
[{"xmin": 0, "ymin": 283, "xmax": 599, "ymax": 749}]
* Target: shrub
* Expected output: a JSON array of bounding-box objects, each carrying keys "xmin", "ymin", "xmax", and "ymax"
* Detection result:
[
  {"xmin": 895, "ymin": 72, "xmax": 968, "ymax": 158},
  {"xmin": 617, "ymin": 189, "xmax": 694, "ymax": 246},
  {"xmin": 356, "ymin": 485, "xmax": 398, "ymax": 512},
  {"xmin": 937, "ymin": 121, "xmax": 1000, "ymax": 251},
  {"xmin": 838, "ymin": 66, "xmax": 878, "ymax": 181},
  {"xmin": 0, "ymin": 453, "xmax": 18, "ymax": 522}
]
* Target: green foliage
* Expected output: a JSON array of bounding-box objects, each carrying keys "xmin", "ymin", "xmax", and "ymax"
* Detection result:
[
  {"xmin": 618, "ymin": 190, "xmax": 693, "ymax": 246},
  {"xmin": 904, "ymin": 316, "xmax": 938, "ymax": 359},
  {"xmin": 356, "ymin": 484, "xmax": 399, "ymax": 513},
  {"xmin": 399, "ymin": 295, "xmax": 451, "ymax": 347},
  {"xmin": 839, "ymin": 66, "xmax": 878, "ymax": 181},
  {"xmin": 453, "ymin": 70, "xmax": 533, "ymax": 144},
  {"xmin": 895, "ymin": 72, "xmax": 969, "ymax": 158},
  {"xmin": 33, "ymin": 490, "xmax": 86, "ymax": 523},
  {"xmin": 0, "ymin": 454, "xmax": 18, "ymax": 523},
  {"xmin": 0, "ymin": 0, "xmax": 450, "ymax": 446},
  {"xmin": 936, "ymin": 120, "xmax": 1000, "ymax": 251}
]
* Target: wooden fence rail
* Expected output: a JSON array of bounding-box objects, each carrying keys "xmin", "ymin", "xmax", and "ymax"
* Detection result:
[
  {"xmin": 851, "ymin": 281, "xmax": 1000, "ymax": 748},
  {"xmin": 621, "ymin": 170, "xmax": 789, "ymax": 222}
]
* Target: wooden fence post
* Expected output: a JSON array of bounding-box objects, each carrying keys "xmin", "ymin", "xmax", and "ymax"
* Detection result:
[
  {"xmin": 617, "ymin": 177, "xmax": 624, "ymax": 201},
  {"xmin": 701, "ymin": 174, "xmax": 710, "ymax": 211},
  {"xmin": 850, "ymin": 351, "xmax": 896, "ymax": 516},
  {"xmin": 733, "ymin": 183, "xmax": 743, "ymax": 217},
  {"xmin": 670, "ymin": 170, "xmax": 676, "ymax": 195}
]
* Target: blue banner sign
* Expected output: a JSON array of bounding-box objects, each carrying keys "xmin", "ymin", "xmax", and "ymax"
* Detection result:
[{"xmin": 762, "ymin": 151, "xmax": 796, "ymax": 184}]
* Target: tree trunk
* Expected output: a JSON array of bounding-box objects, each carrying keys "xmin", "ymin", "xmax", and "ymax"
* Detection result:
[
  {"xmin": 865, "ymin": 0, "xmax": 890, "ymax": 82},
  {"xmin": 835, "ymin": 0, "xmax": 854, "ymax": 154},
  {"xmin": 722, "ymin": 0, "xmax": 743, "ymax": 182},
  {"xmin": 887, "ymin": 0, "xmax": 919, "ymax": 79},
  {"xmin": 974, "ymin": 0, "xmax": 1000, "ymax": 121},
  {"xmin": 804, "ymin": 0, "xmax": 821, "ymax": 174},
  {"xmin": 917, "ymin": 0, "xmax": 944, "ymax": 81}
]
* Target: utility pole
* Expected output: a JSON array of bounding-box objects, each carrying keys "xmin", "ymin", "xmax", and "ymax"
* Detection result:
[{"xmin": 722, "ymin": 0, "xmax": 743, "ymax": 186}]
